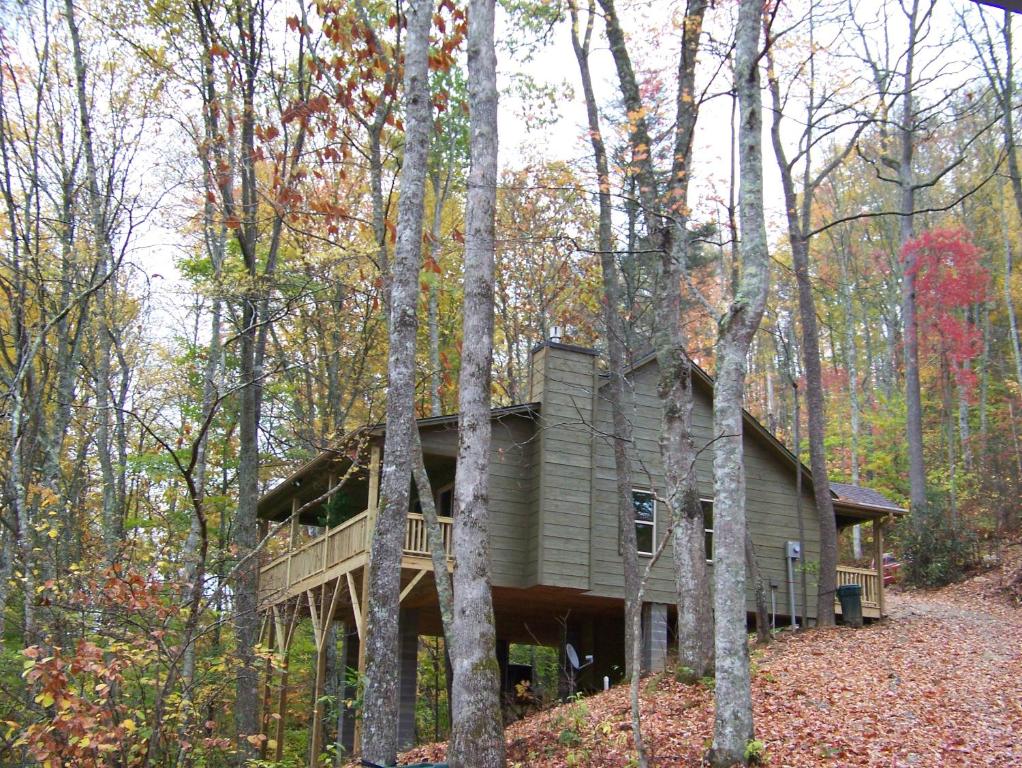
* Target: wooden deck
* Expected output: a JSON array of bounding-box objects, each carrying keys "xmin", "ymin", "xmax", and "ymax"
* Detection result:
[
  {"xmin": 259, "ymin": 510, "xmax": 453, "ymax": 606},
  {"xmin": 834, "ymin": 565, "xmax": 884, "ymax": 619}
]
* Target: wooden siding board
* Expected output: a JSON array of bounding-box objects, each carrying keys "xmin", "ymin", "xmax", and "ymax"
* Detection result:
[{"xmin": 584, "ymin": 357, "xmax": 823, "ymax": 614}]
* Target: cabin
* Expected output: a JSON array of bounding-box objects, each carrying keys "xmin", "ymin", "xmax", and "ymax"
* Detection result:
[{"xmin": 254, "ymin": 341, "xmax": 905, "ymax": 760}]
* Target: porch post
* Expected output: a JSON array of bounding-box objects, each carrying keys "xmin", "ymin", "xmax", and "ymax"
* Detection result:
[
  {"xmin": 641, "ymin": 603, "xmax": 668, "ymax": 674},
  {"xmin": 875, "ymin": 517, "xmax": 885, "ymax": 617},
  {"xmin": 354, "ymin": 442, "xmax": 381, "ymax": 753},
  {"xmin": 259, "ymin": 617, "xmax": 276, "ymax": 759},
  {"xmin": 286, "ymin": 497, "xmax": 299, "ymax": 588}
]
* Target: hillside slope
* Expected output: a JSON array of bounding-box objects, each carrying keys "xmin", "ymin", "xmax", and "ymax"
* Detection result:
[{"xmin": 403, "ymin": 542, "xmax": 1022, "ymax": 767}]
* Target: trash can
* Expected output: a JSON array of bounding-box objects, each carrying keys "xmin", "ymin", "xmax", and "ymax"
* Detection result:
[{"xmin": 836, "ymin": 583, "xmax": 863, "ymax": 627}]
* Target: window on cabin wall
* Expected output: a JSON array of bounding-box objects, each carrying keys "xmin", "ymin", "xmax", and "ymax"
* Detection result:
[
  {"xmin": 701, "ymin": 499, "xmax": 714, "ymax": 562},
  {"xmin": 633, "ymin": 490, "xmax": 655, "ymax": 556},
  {"xmin": 436, "ymin": 484, "xmax": 454, "ymax": 517},
  {"xmin": 410, "ymin": 483, "xmax": 454, "ymax": 517}
]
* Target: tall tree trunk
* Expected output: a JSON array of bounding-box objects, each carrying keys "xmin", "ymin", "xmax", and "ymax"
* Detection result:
[
  {"xmin": 568, "ymin": 0, "xmax": 640, "ymax": 681},
  {"xmin": 710, "ymin": 0, "xmax": 770, "ymax": 761},
  {"xmin": 764, "ymin": 10, "xmax": 844, "ymax": 627},
  {"xmin": 839, "ymin": 249, "xmax": 863, "ymax": 557},
  {"xmin": 429, "ymin": 185, "xmax": 444, "ymax": 417},
  {"xmin": 899, "ymin": 0, "xmax": 928, "ymax": 523},
  {"xmin": 361, "ymin": 0, "xmax": 433, "ymax": 761},
  {"xmin": 64, "ymin": 0, "xmax": 124, "ymax": 562},
  {"xmin": 1001, "ymin": 187, "xmax": 1022, "ymax": 391},
  {"xmin": 597, "ymin": 0, "xmax": 713, "ymax": 683},
  {"xmin": 790, "ymin": 232, "xmax": 838, "ymax": 625},
  {"xmin": 662, "ymin": 0, "xmax": 713, "ymax": 680},
  {"xmin": 447, "ymin": 0, "xmax": 505, "ymax": 763}
]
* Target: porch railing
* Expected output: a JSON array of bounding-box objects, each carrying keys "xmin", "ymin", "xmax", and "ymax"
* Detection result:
[
  {"xmin": 259, "ymin": 510, "xmax": 453, "ymax": 601},
  {"xmin": 835, "ymin": 565, "xmax": 881, "ymax": 612}
]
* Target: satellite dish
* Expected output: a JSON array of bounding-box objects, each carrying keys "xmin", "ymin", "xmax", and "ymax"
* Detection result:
[{"xmin": 566, "ymin": 643, "xmax": 580, "ymax": 670}]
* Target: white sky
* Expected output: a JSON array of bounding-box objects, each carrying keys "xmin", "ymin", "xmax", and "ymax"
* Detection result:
[{"xmin": 131, "ymin": 0, "xmax": 995, "ymax": 334}]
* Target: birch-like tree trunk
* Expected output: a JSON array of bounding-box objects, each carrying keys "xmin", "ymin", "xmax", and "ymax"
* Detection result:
[
  {"xmin": 896, "ymin": 0, "xmax": 927, "ymax": 521},
  {"xmin": 361, "ymin": 0, "xmax": 433, "ymax": 761},
  {"xmin": 447, "ymin": 0, "xmax": 505, "ymax": 763},
  {"xmin": 597, "ymin": 0, "xmax": 713, "ymax": 682},
  {"xmin": 710, "ymin": 0, "xmax": 770, "ymax": 761},
  {"xmin": 568, "ymin": 0, "xmax": 641, "ymax": 681},
  {"xmin": 64, "ymin": 0, "xmax": 126, "ymax": 562}
]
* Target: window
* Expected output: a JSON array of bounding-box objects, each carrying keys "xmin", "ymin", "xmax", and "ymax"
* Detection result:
[
  {"xmin": 701, "ymin": 499, "xmax": 714, "ymax": 562},
  {"xmin": 633, "ymin": 490, "xmax": 655, "ymax": 556},
  {"xmin": 436, "ymin": 484, "xmax": 454, "ymax": 518}
]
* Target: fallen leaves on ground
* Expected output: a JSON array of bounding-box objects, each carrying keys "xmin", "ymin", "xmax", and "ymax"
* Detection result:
[{"xmin": 402, "ymin": 544, "xmax": 1022, "ymax": 767}]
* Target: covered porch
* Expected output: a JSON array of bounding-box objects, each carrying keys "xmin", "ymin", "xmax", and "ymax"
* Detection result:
[{"xmin": 832, "ymin": 482, "xmax": 907, "ymax": 621}]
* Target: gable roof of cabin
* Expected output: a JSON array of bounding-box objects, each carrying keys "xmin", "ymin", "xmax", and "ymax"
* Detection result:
[
  {"xmin": 257, "ymin": 345, "xmax": 906, "ymax": 521},
  {"xmin": 618, "ymin": 349, "xmax": 906, "ymax": 516},
  {"xmin": 256, "ymin": 403, "xmax": 538, "ymax": 520},
  {"xmin": 829, "ymin": 482, "xmax": 904, "ymax": 514}
]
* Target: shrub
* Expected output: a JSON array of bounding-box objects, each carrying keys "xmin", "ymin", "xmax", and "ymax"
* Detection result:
[{"xmin": 897, "ymin": 513, "xmax": 979, "ymax": 587}]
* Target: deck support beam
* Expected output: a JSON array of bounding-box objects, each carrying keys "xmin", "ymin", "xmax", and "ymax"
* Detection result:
[
  {"xmin": 272, "ymin": 602, "xmax": 300, "ymax": 762},
  {"xmin": 353, "ymin": 443, "xmax": 380, "ymax": 753},
  {"xmin": 875, "ymin": 517, "xmax": 885, "ymax": 617},
  {"xmin": 309, "ymin": 580, "xmax": 344, "ymax": 767},
  {"xmin": 400, "ymin": 569, "xmax": 427, "ymax": 603}
]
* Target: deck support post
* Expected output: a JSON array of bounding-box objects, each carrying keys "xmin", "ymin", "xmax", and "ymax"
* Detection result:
[
  {"xmin": 309, "ymin": 580, "xmax": 344, "ymax": 767},
  {"xmin": 353, "ymin": 442, "xmax": 380, "ymax": 753},
  {"xmin": 259, "ymin": 616, "xmax": 276, "ymax": 759},
  {"xmin": 875, "ymin": 517, "xmax": 885, "ymax": 617},
  {"xmin": 337, "ymin": 623, "xmax": 359, "ymax": 755},
  {"xmin": 641, "ymin": 603, "xmax": 668, "ymax": 674},
  {"xmin": 273, "ymin": 602, "xmax": 300, "ymax": 762},
  {"xmin": 397, "ymin": 607, "xmax": 420, "ymax": 751}
]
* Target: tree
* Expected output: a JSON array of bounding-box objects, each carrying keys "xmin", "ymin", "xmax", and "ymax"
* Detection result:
[
  {"xmin": 764, "ymin": 0, "xmax": 872, "ymax": 626},
  {"xmin": 709, "ymin": 0, "xmax": 770, "ymax": 762},
  {"xmin": 446, "ymin": 0, "xmax": 506, "ymax": 762},
  {"xmin": 596, "ymin": 0, "xmax": 714, "ymax": 687},
  {"xmin": 567, "ymin": 0, "xmax": 640, "ymax": 684},
  {"xmin": 361, "ymin": 0, "xmax": 434, "ymax": 762}
]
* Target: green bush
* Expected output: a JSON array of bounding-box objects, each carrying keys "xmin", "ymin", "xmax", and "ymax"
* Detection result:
[{"xmin": 897, "ymin": 513, "xmax": 979, "ymax": 587}]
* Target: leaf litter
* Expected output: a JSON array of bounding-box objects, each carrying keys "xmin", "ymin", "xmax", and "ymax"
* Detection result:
[{"xmin": 401, "ymin": 541, "xmax": 1022, "ymax": 767}]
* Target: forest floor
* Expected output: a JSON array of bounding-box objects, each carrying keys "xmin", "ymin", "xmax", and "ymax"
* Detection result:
[{"xmin": 401, "ymin": 540, "xmax": 1022, "ymax": 767}]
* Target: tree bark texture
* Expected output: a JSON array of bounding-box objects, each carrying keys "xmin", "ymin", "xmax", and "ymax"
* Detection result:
[
  {"xmin": 663, "ymin": 0, "xmax": 712, "ymax": 678},
  {"xmin": 361, "ymin": 0, "xmax": 433, "ymax": 762},
  {"xmin": 710, "ymin": 0, "xmax": 770, "ymax": 761},
  {"xmin": 597, "ymin": 0, "xmax": 713, "ymax": 680},
  {"xmin": 898, "ymin": 0, "xmax": 928, "ymax": 522},
  {"xmin": 448, "ymin": 0, "xmax": 505, "ymax": 763},
  {"xmin": 568, "ymin": 0, "xmax": 640, "ymax": 680}
]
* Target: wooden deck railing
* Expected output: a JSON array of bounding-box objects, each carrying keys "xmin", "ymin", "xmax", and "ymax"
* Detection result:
[
  {"xmin": 835, "ymin": 565, "xmax": 881, "ymax": 613},
  {"xmin": 259, "ymin": 510, "xmax": 453, "ymax": 602}
]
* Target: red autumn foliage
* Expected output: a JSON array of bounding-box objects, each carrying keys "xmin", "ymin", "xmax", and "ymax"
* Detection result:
[{"xmin": 901, "ymin": 228, "xmax": 988, "ymax": 393}]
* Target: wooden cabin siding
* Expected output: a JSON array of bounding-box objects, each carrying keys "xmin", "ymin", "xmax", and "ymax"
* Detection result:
[
  {"xmin": 530, "ymin": 345, "xmax": 598, "ymax": 591},
  {"xmin": 523, "ymin": 428, "xmax": 543, "ymax": 587},
  {"xmin": 585, "ymin": 358, "xmax": 822, "ymax": 617},
  {"xmin": 488, "ymin": 418, "xmax": 535, "ymax": 588},
  {"xmin": 416, "ymin": 419, "xmax": 535, "ymax": 589}
]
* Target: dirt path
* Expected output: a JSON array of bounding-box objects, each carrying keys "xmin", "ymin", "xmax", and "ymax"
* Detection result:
[
  {"xmin": 402, "ymin": 569, "xmax": 1022, "ymax": 767},
  {"xmin": 750, "ymin": 589, "xmax": 1022, "ymax": 767}
]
